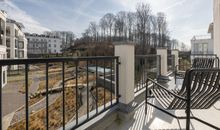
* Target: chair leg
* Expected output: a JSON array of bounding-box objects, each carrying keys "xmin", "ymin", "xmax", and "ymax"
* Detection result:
[
  {"xmin": 145, "ymin": 100, "xmax": 147, "ymax": 114},
  {"xmin": 186, "ymin": 108, "xmax": 191, "ymax": 130}
]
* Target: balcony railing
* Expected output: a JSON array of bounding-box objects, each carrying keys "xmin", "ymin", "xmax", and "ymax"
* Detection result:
[
  {"xmin": 167, "ymin": 54, "xmax": 175, "ymax": 72},
  {"xmin": 0, "ymin": 56, "xmax": 119, "ymax": 130},
  {"xmin": 135, "ymin": 55, "xmax": 161, "ymax": 93}
]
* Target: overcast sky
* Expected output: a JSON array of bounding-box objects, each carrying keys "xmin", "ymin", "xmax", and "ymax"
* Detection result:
[{"xmin": 0, "ymin": 0, "xmax": 213, "ymax": 46}]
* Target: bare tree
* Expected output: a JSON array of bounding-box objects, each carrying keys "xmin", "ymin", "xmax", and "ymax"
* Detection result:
[
  {"xmin": 136, "ymin": 3, "xmax": 152, "ymax": 54},
  {"xmin": 127, "ymin": 12, "xmax": 136, "ymax": 41},
  {"xmin": 157, "ymin": 12, "xmax": 168, "ymax": 47},
  {"xmin": 114, "ymin": 11, "xmax": 127, "ymax": 40},
  {"xmin": 89, "ymin": 22, "xmax": 99, "ymax": 42},
  {"xmin": 150, "ymin": 15, "xmax": 158, "ymax": 47},
  {"xmin": 102, "ymin": 13, "xmax": 115, "ymax": 41},
  {"xmin": 100, "ymin": 17, "xmax": 108, "ymax": 41}
]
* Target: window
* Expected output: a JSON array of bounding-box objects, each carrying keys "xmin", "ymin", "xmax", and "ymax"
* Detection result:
[
  {"xmin": 54, "ymin": 44, "xmax": 56, "ymax": 47},
  {"xmin": 203, "ymin": 43, "xmax": 208, "ymax": 54},
  {"xmin": 15, "ymin": 39, "xmax": 18, "ymax": 48},
  {"xmin": 6, "ymin": 38, "xmax": 10, "ymax": 47},
  {"xmin": 15, "ymin": 50, "xmax": 18, "ymax": 58},
  {"xmin": 194, "ymin": 44, "xmax": 199, "ymax": 53},
  {"xmin": 19, "ymin": 42, "xmax": 24, "ymax": 49},
  {"xmin": 54, "ymin": 40, "xmax": 56, "ymax": 42},
  {"xmin": 49, "ymin": 44, "xmax": 51, "ymax": 47},
  {"xmin": 7, "ymin": 50, "xmax": 10, "ymax": 58}
]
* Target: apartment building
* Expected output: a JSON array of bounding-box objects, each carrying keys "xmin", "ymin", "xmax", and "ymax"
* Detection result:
[
  {"xmin": 0, "ymin": 10, "xmax": 8, "ymax": 87},
  {"xmin": 6, "ymin": 19, "xmax": 27, "ymax": 59},
  {"xmin": 26, "ymin": 33, "xmax": 62, "ymax": 55},
  {"xmin": 191, "ymin": 20, "xmax": 215, "ymax": 55},
  {"xmin": 44, "ymin": 31, "xmax": 75, "ymax": 49},
  {"xmin": 213, "ymin": 0, "xmax": 220, "ymax": 58}
]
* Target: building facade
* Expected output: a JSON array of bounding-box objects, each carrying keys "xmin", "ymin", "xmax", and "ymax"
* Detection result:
[
  {"xmin": 191, "ymin": 35, "xmax": 213, "ymax": 55},
  {"xmin": 26, "ymin": 33, "xmax": 62, "ymax": 55},
  {"xmin": 44, "ymin": 31, "xmax": 75, "ymax": 50},
  {"xmin": 0, "ymin": 10, "xmax": 8, "ymax": 87},
  {"xmin": 6, "ymin": 19, "xmax": 27, "ymax": 59},
  {"xmin": 191, "ymin": 21, "xmax": 215, "ymax": 55},
  {"xmin": 213, "ymin": 0, "xmax": 220, "ymax": 58}
]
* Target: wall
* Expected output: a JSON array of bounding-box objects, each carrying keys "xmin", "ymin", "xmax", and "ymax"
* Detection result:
[
  {"xmin": 191, "ymin": 38, "xmax": 214, "ymax": 54},
  {"xmin": 0, "ymin": 45, "xmax": 7, "ymax": 87},
  {"xmin": 214, "ymin": 0, "xmax": 220, "ymax": 58},
  {"xmin": 27, "ymin": 35, "xmax": 62, "ymax": 54}
]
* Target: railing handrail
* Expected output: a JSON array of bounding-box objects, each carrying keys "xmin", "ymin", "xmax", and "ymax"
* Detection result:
[
  {"xmin": 135, "ymin": 54, "xmax": 160, "ymax": 58},
  {"xmin": 0, "ymin": 56, "xmax": 119, "ymax": 66}
]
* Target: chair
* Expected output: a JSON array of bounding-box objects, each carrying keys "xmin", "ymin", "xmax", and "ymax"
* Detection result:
[
  {"xmin": 146, "ymin": 68, "xmax": 220, "ymax": 130},
  {"xmin": 174, "ymin": 57, "xmax": 219, "ymax": 84}
]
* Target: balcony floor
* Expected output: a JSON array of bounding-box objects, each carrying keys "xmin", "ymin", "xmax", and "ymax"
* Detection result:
[{"xmin": 106, "ymin": 76, "xmax": 220, "ymax": 130}]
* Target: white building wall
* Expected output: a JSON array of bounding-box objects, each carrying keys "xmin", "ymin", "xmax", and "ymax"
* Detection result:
[
  {"xmin": 0, "ymin": 11, "xmax": 7, "ymax": 87},
  {"xmin": 7, "ymin": 22, "xmax": 27, "ymax": 59},
  {"xmin": 26, "ymin": 34, "xmax": 63, "ymax": 54},
  {"xmin": 47, "ymin": 38, "xmax": 62, "ymax": 53},
  {"xmin": 214, "ymin": 0, "xmax": 220, "ymax": 58},
  {"xmin": 0, "ymin": 46, "xmax": 7, "ymax": 87},
  {"xmin": 191, "ymin": 38, "xmax": 213, "ymax": 54}
]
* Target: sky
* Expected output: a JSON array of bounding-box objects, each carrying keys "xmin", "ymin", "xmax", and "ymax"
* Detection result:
[{"xmin": 0, "ymin": 0, "xmax": 213, "ymax": 46}]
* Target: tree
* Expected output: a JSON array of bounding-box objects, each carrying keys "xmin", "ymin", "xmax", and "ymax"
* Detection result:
[
  {"xmin": 88, "ymin": 22, "xmax": 99, "ymax": 42},
  {"xmin": 127, "ymin": 12, "xmax": 136, "ymax": 41},
  {"xmin": 102, "ymin": 13, "xmax": 115, "ymax": 41},
  {"xmin": 136, "ymin": 3, "xmax": 152, "ymax": 54},
  {"xmin": 157, "ymin": 12, "xmax": 168, "ymax": 47}
]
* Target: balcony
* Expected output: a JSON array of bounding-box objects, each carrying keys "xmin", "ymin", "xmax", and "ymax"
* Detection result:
[{"xmin": 0, "ymin": 43, "xmax": 220, "ymax": 130}]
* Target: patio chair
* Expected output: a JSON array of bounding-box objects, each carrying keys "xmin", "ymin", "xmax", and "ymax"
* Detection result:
[
  {"xmin": 174, "ymin": 57, "xmax": 219, "ymax": 84},
  {"xmin": 146, "ymin": 68, "xmax": 220, "ymax": 130}
]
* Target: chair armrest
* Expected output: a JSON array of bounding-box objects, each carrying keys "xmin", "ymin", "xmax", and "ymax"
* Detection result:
[{"xmin": 147, "ymin": 78, "xmax": 186, "ymax": 101}]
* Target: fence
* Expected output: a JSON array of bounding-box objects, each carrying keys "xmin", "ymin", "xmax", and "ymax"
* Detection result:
[
  {"xmin": 134, "ymin": 55, "xmax": 161, "ymax": 93},
  {"xmin": 0, "ymin": 56, "xmax": 119, "ymax": 130},
  {"xmin": 167, "ymin": 54, "xmax": 175, "ymax": 72}
]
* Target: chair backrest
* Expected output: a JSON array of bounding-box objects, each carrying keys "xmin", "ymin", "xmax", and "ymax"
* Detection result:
[
  {"xmin": 192, "ymin": 58, "xmax": 217, "ymax": 68},
  {"xmin": 170, "ymin": 68, "xmax": 220, "ymax": 109}
]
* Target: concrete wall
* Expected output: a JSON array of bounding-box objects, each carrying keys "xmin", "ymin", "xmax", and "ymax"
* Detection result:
[
  {"xmin": 157, "ymin": 48, "xmax": 167, "ymax": 76},
  {"xmin": 214, "ymin": 0, "xmax": 220, "ymax": 58},
  {"xmin": 114, "ymin": 43, "xmax": 135, "ymax": 104}
]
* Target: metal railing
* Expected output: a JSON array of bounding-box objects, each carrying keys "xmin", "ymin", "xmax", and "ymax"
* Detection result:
[
  {"xmin": 0, "ymin": 56, "xmax": 119, "ymax": 130},
  {"xmin": 167, "ymin": 54, "xmax": 175, "ymax": 72},
  {"xmin": 134, "ymin": 55, "xmax": 161, "ymax": 93}
]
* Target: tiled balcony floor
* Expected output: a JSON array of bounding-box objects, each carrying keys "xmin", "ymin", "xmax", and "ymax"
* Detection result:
[{"xmin": 106, "ymin": 76, "xmax": 220, "ymax": 130}]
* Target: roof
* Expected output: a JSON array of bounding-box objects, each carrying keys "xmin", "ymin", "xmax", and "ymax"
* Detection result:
[
  {"xmin": 6, "ymin": 18, "xmax": 25, "ymax": 29},
  {"xmin": 191, "ymin": 35, "xmax": 211, "ymax": 40}
]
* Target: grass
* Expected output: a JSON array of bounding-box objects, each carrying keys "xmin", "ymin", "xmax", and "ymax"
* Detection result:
[
  {"xmin": 7, "ymin": 73, "xmax": 108, "ymax": 130},
  {"xmin": 18, "ymin": 80, "xmax": 33, "ymax": 94},
  {"xmin": 8, "ymin": 87, "xmax": 79, "ymax": 130},
  {"xmin": 38, "ymin": 76, "xmax": 62, "ymax": 91},
  {"xmin": 91, "ymin": 87, "xmax": 114, "ymax": 107}
]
